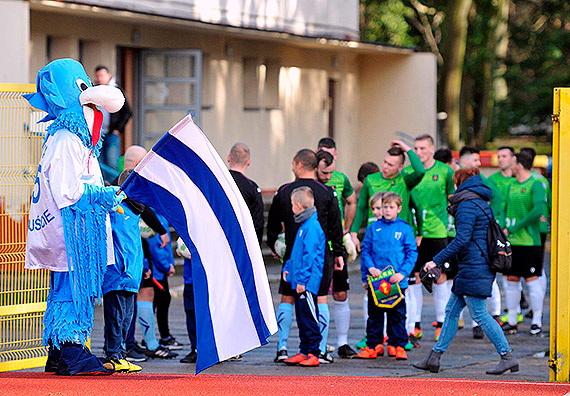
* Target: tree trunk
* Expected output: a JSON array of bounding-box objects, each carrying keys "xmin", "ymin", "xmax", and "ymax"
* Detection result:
[{"xmin": 439, "ymin": 0, "xmax": 473, "ymax": 149}]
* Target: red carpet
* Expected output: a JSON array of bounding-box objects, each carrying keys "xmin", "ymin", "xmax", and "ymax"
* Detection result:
[{"xmin": 1, "ymin": 373, "xmax": 569, "ymax": 396}]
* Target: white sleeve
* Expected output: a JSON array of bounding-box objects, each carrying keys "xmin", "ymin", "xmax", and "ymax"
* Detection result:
[{"xmin": 45, "ymin": 132, "xmax": 88, "ymax": 209}]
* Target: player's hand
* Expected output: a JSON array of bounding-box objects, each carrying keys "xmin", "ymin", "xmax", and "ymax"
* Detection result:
[
  {"xmin": 390, "ymin": 273, "xmax": 404, "ymax": 283},
  {"xmin": 143, "ymin": 269, "xmax": 152, "ymax": 280},
  {"xmin": 335, "ymin": 256, "xmax": 344, "ymax": 271},
  {"xmin": 415, "ymin": 236, "xmax": 423, "ymax": 247},
  {"xmin": 362, "ymin": 282, "xmax": 368, "ymax": 289},
  {"xmin": 369, "ymin": 267, "xmax": 382, "ymax": 278},
  {"xmin": 282, "ymin": 271, "xmax": 289, "ymax": 281},
  {"xmin": 424, "ymin": 261, "xmax": 437, "ymax": 271},
  {"xmin": 296, "ymin": 284, "xmax": 306, "ymax": 294},
  {"xmin": 167, "ymin": 264, "xmax": 175, "ymax": 276},
  {"xmin": 159, "ymin": 233, "xmax": 170, "ymax": 248},
  {"xmin": 351, "ymin": 232, "xmax": 361, "ymax": 252},
  {"xmin": 390, "ymin": 140, "xmax": 412, "ymax": 152}
]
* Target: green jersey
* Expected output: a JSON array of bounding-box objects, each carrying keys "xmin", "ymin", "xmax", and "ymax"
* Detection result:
[
  {"xmin": 481, "ymin": 175, "xmax": 506, "ymax": 225},
  {"xmin": 404, "ymin": 160, "xmax": 455, "ymax": 238},
  {"xmin": 351, "ymin": 150, "xmax": 425, "ymax": 232},
  {"xmin": 505, "ymin": 176, "xmax": 547, "ymax": 246},
  {"xmin": 326, "ymin": 170, "xmax": 354, "ymax": 223},
  {"xmin": 531, "ymin": 170, "xmax": 551, "ymax": 234}
]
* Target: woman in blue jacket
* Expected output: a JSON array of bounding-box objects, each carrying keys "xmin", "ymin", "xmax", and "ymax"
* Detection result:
[{"xmin": 413, "ymin": 168, "xmax": 518, "ymax": 375}]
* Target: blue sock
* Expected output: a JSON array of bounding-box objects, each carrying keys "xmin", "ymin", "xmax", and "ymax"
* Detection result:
[
  {"xmin": 137, "ymin": 301, "xmax": 159, "ymax": 351},
  {"xmin": 318, "ymin": 303, "xmax": 330, "ymax": 354},
  {"xmin": 276, "ymin": 303, "xmax": 293, "ymax": 351}
]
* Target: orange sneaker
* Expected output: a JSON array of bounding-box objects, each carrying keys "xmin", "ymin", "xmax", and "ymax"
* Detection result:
[
  {"xmin": 395, "ymin": 346, "xmax": 407, "ymax": 360},
  {"xmin": 299, "ymin": 353, "xmax": 320, "ymax": 367},
  {"xmin": 387, "ymin": 345, "xmax": 396, "ymax": 357},
  {"xmin": 356, "ymin": 347, "xmax": 377, "ymax": 359},
  {"xmin": 374, "ymin": 344, "xmax": 384, "ymax": 356},
  {"xmin": 284, "ymin": 353, "xmax": 306, "ymax": 365}
]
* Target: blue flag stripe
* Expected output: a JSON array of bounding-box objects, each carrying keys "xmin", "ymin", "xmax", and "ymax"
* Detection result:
[
  {"xmin": 123, "ymin": 173, "xmax": 220, "ymax": 373},
  {"xmin": 152, "ymin": 133, "xmax": 271, "ymax": 344}
]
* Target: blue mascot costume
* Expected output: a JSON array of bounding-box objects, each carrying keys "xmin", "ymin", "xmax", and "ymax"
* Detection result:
[{"xmin": 25, "ymin": 59, "xmax": 126, "ymax": 375}]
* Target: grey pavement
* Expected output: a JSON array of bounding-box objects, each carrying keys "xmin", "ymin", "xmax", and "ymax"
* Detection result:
[{"xmin": 29, "ymin": 246, "xmax": 552, "ymax": 381}]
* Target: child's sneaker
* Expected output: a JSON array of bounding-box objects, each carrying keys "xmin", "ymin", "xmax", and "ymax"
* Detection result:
[
  {"xmin": 387, "ymin": 345, "xmax": 396, "ymax": 357},
  {"xmin": 159, "ymin": 336, "xmax": 184, "ymax": 350},
  {"xmin": 355, "ymin": 336, "xmax": 367, "ymax": 350},
  {"xmin": 408, "ymin": 333, "xmax": 420, "ymax": 348},
  {"xmin": 356, "ymin": 347, "xmax": 377, "ymax": 359},
  {"xmin": 274, "ymin": 349, "xmax": 288, "ymax": 363},
  {"xmin": 395, "ymin": 346, "xmax": 407, "ymax": 360},
  {"xmin": 404, "ymin": 342, "xmax": 414, "ymax": 351},
  {"xmin": 284, "ymin": 352, "xmax": 306, "ymax": 365},
  {"xmin": 338, "ymin": 344, "xmax": 358, "ymax": 359},
  {"xmin": 145, "ymin": 345, "xmax": 178, "ymax": 359},
  {"xmin": 458, "ymin": 318, "xmax": 465, "ymax": 329},
  {"xmin": 299, "ymin": 353, "xmax": 320, "ymax": 367},
  {"xmin": 374, "ymin": 344, "xmax": 384, "ymax": 356},
  {"xmin": 501, "ymin": 323, "xmax": 518, "ymax": 335},
  {"xmin": 318, "ymin": 352, "xmax": 334, "ymax": 364}
]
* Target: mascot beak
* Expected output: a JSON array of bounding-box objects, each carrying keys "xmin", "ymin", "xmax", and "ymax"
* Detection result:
[{"xmin": 79, "ymin": 85, "xmax": 125, "ymax": 148}]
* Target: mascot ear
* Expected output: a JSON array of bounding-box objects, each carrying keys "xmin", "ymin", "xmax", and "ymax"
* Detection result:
[
  {"xmin": 23, "ymin": 92, "xmax": 56, "ymax": 122},
  {"xmin": 37, "ymin": 67, "xmax": 67, "ymax": 111}
]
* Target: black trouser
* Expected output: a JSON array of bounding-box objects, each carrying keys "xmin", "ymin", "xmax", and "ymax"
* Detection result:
[
  {"xmin": 153, "ymin": 277, "xmax": 172, "ymax": 340},
  {"xmin": 366, "ymin": 288, "xmax": 407, "ymax": 349},
  {"xmin": 295, "ymin": 291, "xmax": 321, "ymax": 356},
  {"xmin": 183, "ymin": 284, "xmax": 197, "ymax": 351}
]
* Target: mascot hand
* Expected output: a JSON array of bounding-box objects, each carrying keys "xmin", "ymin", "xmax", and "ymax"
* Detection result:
[{"xmin": 101, "ymin": 186, "xmax": 126, "ymax": 211}]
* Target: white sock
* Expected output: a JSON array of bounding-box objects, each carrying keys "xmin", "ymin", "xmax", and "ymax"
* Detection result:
[
  {"xmin": 506, "ymin": 281, "xmax": 522, "ymax": 326},
  {"xmin": 334, "ymin": 299, "xmax": 351, "ymax": 347},
  {"xmin": 527, "ymin": 280, "xmax": 544, "ymax": 327},
  {"xmin": 489, "ymin": 279, "xmax": 502, "ymax": 317},
  {"xmin": 433, "ymin": 282, "xmax": 450, "ymax": 323},
  {"xmin": 539, "ymin": 269, "xmax": 547, "ymax": 294},
  {"xmin": 410, "ymin": 283, "xmax": 423, "ymax": 323},
  {"xmin": 363, "ymin": 294, "xmax": 368, "ymax": 324},
  {"xmin": 405, "ymin": 288, "xmax": 416, "ymax": 334}
]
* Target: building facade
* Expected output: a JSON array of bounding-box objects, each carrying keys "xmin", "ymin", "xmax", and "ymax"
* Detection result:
[{"xmin": 1, "ymin": 0, "xmax": 436, "ymax": 189}]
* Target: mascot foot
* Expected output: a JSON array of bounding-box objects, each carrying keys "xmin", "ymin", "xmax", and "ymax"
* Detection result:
[
  {"xmin": 55, "ymin": 343, "xmax": 114, "ymax": 376},
  {"xmin": 45, "ymin": 345, "xmax": 61, "ymax": 373}
]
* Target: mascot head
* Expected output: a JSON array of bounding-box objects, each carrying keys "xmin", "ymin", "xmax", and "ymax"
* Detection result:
[{"xmin": 25, "ymin": 58, "xmax": 124, "ymax": 156}]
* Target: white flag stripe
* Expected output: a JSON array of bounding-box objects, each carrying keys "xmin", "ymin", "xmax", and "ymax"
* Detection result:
[
  {"xmin": 138, "ymin": 153, "xmax": 262, "ymax": 359},
  {"xmin": 168, "ymin": 117, "xmax": 277, "ymax": 334}
]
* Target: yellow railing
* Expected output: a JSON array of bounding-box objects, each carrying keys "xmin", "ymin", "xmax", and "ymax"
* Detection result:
[{"xmin": 0, "ymin": 83, "xmax": 49, "ymax": 372}]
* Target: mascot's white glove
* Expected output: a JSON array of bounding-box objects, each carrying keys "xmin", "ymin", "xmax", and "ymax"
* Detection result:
[{"xmin": 343, "ymin": 233, "xmax": 358, "ymax": 263}]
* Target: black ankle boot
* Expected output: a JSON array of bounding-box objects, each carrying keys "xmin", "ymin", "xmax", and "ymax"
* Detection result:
[
  {"xmin": 486, "ymin": 351, "xmax": 519, "ymax": 375},
  {"xmin": 413, "ymin": 349, "xmax": 442, "ymax": 373}
]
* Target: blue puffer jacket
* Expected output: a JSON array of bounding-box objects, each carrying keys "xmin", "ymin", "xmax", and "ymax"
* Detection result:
[
  {"xmin": 433, "ymin": 175, "xmax": 495, "ymax": 298},
  {"xmin": 283, "ymin": 211, "xmax": 325, "ymax": 295},
  {"xmin": 360, "ymin": 217, "xmax": 417, "ymax": 289}
]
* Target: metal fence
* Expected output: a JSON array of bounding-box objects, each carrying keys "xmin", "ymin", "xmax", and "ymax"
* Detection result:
[{"xmin": 0, "ymin": 83, "xmax": 49, "ymax": 371}]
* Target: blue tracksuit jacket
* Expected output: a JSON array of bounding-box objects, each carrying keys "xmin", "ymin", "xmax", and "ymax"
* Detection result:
[
  {"xmin": 283, "ymin": 211, "xmax": 325, "ymax": 295},
  {"xmin": 360, "ymin": 217, "xmax": 418, "ymax": 289}
]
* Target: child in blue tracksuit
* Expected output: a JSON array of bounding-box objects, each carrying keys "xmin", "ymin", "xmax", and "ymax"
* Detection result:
[
  {"xmin": 282, "ymin": 187, "xmax": 325, "ymax": 367},
  {"xmin": 358, "ymin": 192, "xmax": 417, "ymax": 360}
]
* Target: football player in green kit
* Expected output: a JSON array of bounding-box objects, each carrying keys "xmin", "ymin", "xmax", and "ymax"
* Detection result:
[
  {"xmin": 315, "ymin": 138, "xmax": 359, "ymax": 359},
  {"xmin": 502, "ymin": 152, "xmax": 547, "ymax": 336},
  {"xmin": 403, "ymin": 135, "xmax": 455, "ymax": 341}
]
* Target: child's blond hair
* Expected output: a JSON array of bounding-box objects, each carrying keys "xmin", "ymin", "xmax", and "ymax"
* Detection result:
[
  {"xmin": 291, "ymin": 186, "xmax": 314, "ymax": 209},
  {"xmin": 381, "ymin": 192, "xmax": 402, "ymax": 207}
]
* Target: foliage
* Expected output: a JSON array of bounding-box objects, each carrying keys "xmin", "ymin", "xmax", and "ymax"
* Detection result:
[{"xmin": 360, "ymin": 0, "xmax": 419, "ymax": 46}]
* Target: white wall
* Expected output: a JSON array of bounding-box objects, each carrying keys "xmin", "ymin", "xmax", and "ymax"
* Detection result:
[
  {"xmin": 62, "ymin": 0, "xmax": 359, "ymax": 39},
  {"xmin": 356, "ymin": 52, "xmax": 437, "ymax": 177},
  {"xmin": 0, "ymin": 1, "xmax": 29, "ymax": 83}
]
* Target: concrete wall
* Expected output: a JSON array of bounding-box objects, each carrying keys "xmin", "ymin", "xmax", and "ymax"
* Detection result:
[
  {"xmin": 356, "ymin": 52, "xmax": 437, "ymax": 177},
  {"xmin": 0, "ymin": 1, "xmax": 29, "ymax": 83},
  {"xmin": 62, "ymin": 0, "xmax": 359, "ymax": 40}
]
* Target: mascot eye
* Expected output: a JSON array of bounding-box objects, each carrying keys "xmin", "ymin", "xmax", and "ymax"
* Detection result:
[{"xmin": 76, "ymin": 79, "xmax": 89, "ymax": 91}]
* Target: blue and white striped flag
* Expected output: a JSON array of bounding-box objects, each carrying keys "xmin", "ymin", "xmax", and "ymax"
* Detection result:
[{"xmin": 121, "ymin": 115, "xmax": 277, "ymax": 373}]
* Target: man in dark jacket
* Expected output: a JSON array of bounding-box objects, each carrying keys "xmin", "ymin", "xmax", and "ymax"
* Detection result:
[
  {"xmin": 227, "ymin": 143, "xmax": 264, "ymax": 244},
  {"xmin": 95, "ymin": 65, "xmax": 132, "ymax": 181}
]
